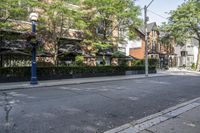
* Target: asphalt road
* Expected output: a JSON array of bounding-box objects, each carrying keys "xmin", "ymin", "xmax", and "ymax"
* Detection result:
[{"xmin": 0, "ymin": 74, "xmax": 200, "ymax": 133}]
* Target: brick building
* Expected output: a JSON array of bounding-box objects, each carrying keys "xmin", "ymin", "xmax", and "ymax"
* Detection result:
[
  {"xmin": 159, "ymin": 32, "xmax": 177, "ymax": 68},
  {"xmin": 129, "ymin": 22, "xmax": 177, "ymax": 68},
  {"xmin": 129, "ymin": 22, "xmax": 160, "ymax": 60}
]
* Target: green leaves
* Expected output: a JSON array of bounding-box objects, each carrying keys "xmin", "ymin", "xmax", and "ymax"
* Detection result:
[
  {"xmin": 93, "ymin": 41, "xmax": 112, "ymax": 49},
  {"xmin": 81, "ymin": 0, "xmax": 141, "ymax": 48},
  {"xmin": 167, "ymin": 0, "xmax": 200, "ymax": 43},
  {"xmin": 161, "ymin": 0, "xmax": 200, "ymax": 69},
  {"xmin": 161, "ymin": 0, "xmax": 200, "ymax": 47},
  {"xmin": 1, "ymin": 0, "xmax": 142, "ymax": 53}
]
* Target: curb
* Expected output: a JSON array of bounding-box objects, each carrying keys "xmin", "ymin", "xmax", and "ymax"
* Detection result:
[
  {"xmin": 104, "ymin": 97, "xmax": 200, "ymax": 133},
  {"xmin": 0, "ymin": 73, "xmax": 171, "ymax": 92}
]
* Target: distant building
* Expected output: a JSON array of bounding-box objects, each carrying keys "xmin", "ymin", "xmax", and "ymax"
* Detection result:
[
  {"xmin": 127, "ymin": 22, "xmax": 179, "ymax": 68},
  {"xmin": 175, "ymin": 38, "xmax": 199, "ymax": 68},
  {"xmin": 117, "ymin": 26, "xmax": 135, "ymax": 56},
  {"xmin": 128, "ymin": 30, "xmax": 145, "ymax": 59},
  {"xmin": 128, "ymin": 22, "xmax": 160, "ymax": 61},
  {"xmin": 159, "ymin": 32, "xmax": 177, "ymax": 68}
]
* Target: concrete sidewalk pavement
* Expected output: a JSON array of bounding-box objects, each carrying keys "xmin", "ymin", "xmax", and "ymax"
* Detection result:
[
  {"xmin": 0, "ymin": 73, "xmax": 168, "ymax": 91},
  {"xmin": 140, "ymin": 105, "xmax": 200, "ymax": 133},
  {"xmin": 0, "ymin": 70, "xmax": 199, "ymax": 91},
  {"xmin": 105, "ymin": 97, "xmax": 200, "ymax": 133}
]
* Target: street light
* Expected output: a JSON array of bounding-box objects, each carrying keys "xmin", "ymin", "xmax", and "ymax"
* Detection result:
[
  {"xmin": 144, "ymin": 0, "xmax": 154, "ymax": 77},
  {"xmin": 29, "ymin": 12, "xmax": 39, "ymax": 85}
]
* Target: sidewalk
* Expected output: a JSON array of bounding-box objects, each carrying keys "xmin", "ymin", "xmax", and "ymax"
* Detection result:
[
  {"xmin": 0, "ymin": 72, "xmax": 169, "ymax": 91},
  {"xmin": 167, "ymin": 67, "xmax": 200, "ymax": 74},
  {"xmin": 0, "ymin": 70, "xmax": 199, "ymax": 91},
  {"xmin": 105, "ymin": 97, "xmax": 200, "ymax": 133}
]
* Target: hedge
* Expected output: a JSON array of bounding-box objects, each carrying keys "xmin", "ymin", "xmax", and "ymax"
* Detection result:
[
  {"xmin": 132, "ymin": 59, "xmax": 158, "ymax": 66},
  {"xmin": 0, "ymin": 66, "xmax": 156, "ymax": 82}
]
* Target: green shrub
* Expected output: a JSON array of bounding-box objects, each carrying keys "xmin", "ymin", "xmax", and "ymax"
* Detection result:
[
  {"xmin": 0, "ymin": 67, "xmax": 31, "ymax": 77},
  {"xmin": 37, "ymin": 61, "xmax": 54, "ymax": 67},
  {"xmin": 191, "ymin": 63, "xmax": 196, "ymax": 70},
  {"xmin": 75, "ymin": 55, "xmax": 84, "ymax": 66},
  {"xmin": 0, "ymin": 66, "xmax": 156, "ymax": 79},
  {"xmin": 132, "ymin": 60, "xmax": 144, "ymax": 66},
  {"xmin": 132, "ymin": 59, "xmax": 158, "ymax": 66}
]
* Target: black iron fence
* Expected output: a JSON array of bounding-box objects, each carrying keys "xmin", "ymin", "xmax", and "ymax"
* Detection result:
[{"xmin": 0, "ymin": 66, "xmax": 156, "ymax": 83}]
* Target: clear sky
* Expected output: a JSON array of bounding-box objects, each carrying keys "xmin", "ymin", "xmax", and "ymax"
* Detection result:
[{"xmin": 135, "ymin": 0, "xmax": 185, "ymax": 25}]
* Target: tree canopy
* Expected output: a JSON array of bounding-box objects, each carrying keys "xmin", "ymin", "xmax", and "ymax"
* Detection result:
[
  {"xmin": 1, "ymin": 0, "xmax": 141, "ymax": 43},
  {"xmin": 161, "ymin": 0, "xmax": 200, "ymax": 69},
  {"xmin": 0, "ymin": 0, "xmax": 142, "ymax": 64},
  {"xmin": 81, "ymin": 0, "xmax": 141, "ymax": 48},
  {"xmin": 163, "ymin": 0, "xmax": 200, "ymax": 45}
]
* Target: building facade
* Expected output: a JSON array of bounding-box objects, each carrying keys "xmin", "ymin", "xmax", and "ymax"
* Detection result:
[
  {"xmin": 129, "ymin": 22, "xmax": 160, "ymax": 60},
  {"xmin": 175, "ymin": 39, "xmax": 199, "ymax": 68},
  {"xmin": 159, "ymin": 33, "xmax": 177, "ymax": 68}
]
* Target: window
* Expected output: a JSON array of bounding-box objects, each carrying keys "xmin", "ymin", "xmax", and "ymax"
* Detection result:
[
  {"xmin": 119, "ymin": 28, "xmax": 126, "ymax": 38},
  {"xmin": 97, "ymin": 21, "xmax": 105, "ymax": 35},
  {"xmin": 132, "ymin": 37, "xmax": 142, "ymax": 48},
  {"xmin": 152, "ymin": 42, "xmax": 156, "ymax": 52},
  {"xmin": 181, "ymin": 51, "xmax": 187, "ymax": 56},
  {"xmin": 96, "ymin": 20, "xmax": 112, "ymax": 36}
]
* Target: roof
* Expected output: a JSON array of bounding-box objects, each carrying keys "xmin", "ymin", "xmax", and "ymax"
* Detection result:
[
  {"xmin": 124, "ymin": 55, "xmax": 138, "ymax": 60},
  {"xmin": 37, "ymin": 51, "xmax": 53, "ymax": 57},
  {"xmin": 138, "ymin": 22, "xmax": 158, "ymax": 35},
  {"xmin": 1, "ymin": 40, "xmax": 27, "ymax": 49},
  {"xmin": 129, "ymin": 55, "xmax": 139, "ymax": 60}
]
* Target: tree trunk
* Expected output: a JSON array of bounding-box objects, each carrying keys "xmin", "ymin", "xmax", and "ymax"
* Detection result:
[
  {"xmin": 54, "ymin": 41, "xmax": 59, "ymax": 66},
  {"xmin": 196, "ymin": 42, "xmax": 200, "ymax": 71},
  {"xmin": 0, "ymin": 55, "xmax": 2, "ymax": 67}
]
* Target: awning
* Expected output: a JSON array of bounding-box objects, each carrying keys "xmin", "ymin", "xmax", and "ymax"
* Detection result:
[
  {"xmin": 37, "ymin": 51, "xmax": 53, "ymax": 57},
  {"xmin": 0, "ymin": 49, "xmax": 31, "ymax": 56}
]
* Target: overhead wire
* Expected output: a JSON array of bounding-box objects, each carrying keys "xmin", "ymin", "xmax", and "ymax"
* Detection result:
[{"xmin": 147, "ymin": 9, "xmax": 169, "ymax": 20}]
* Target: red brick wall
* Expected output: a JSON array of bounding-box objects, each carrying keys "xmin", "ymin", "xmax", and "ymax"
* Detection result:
[{"xmin": 129, "ymin": 39, "xmax": 145, "ymax": 59}]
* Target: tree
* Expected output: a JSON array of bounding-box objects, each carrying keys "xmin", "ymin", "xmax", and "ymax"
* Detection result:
[
  {"xmin": 1, "ymin": 0, "xmax": 141, "ymax": 66},
  {"xmin": 36, "ymin": 0, "xmax": 82, "ymax": 65},
  {"xmin": 81, "ymin": 0, "xmax": 141, "ymax": 51},
  {"xmin": 158, "ymin": 24, "xmax": 176, "ymax": 55},
  {"xmin": 0, "ymin": 0, "xmax": 83, "ymax": 65},
  {"xmin": 0, "ymin": 0, "xmax": 44, "ymax": 52},
  {"xmin": 0, "ymin": 0, "xmax": 43, "ymax": 28},
  {"xmin": 163, "ymin": 0, "xmax": 200, "ymax": 69}
]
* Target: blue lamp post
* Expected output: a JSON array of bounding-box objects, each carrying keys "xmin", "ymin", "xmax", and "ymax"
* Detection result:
[{"xmin": 29, "ymin": 13, "xmax": 39, "ymax": 85}]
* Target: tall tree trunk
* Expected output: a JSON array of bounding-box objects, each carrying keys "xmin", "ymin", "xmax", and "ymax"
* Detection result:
[
  {"xmin": 196, "ymin": 42, "xmax": 200, "ymax": 71},
  {"xmin": 54, "ymin": 41, "xmax": 59, "ymax": 66}
]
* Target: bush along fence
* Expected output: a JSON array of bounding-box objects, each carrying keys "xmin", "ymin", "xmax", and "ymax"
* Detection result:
[{"xmin": 0, "ymin": 66, "xmax": 156, "ymax": 83}]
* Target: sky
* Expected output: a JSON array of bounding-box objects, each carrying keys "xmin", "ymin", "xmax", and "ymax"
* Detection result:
[{"xmin": 135, "ymin": 0, "xmax": 185, "ymax": 25}]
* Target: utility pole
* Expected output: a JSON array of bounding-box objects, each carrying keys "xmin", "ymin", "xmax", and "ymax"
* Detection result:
[
  {"xmin": 144, "ymin": 5, "xmax": 148, "ymax": 77},
  {"xmin": 144, "ymin": 0, "xmax": 154, "ymax": 77}
]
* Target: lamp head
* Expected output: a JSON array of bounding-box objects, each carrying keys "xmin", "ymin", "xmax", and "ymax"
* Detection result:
[{"xmin": 29, "ymin": 12, "xmax": 39, "ymax": 22}]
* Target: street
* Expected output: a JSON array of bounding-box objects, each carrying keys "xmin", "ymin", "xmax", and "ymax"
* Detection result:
[{"xmin": 0, "ymin": 74, "xmax": 200, "ymax": 133}]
